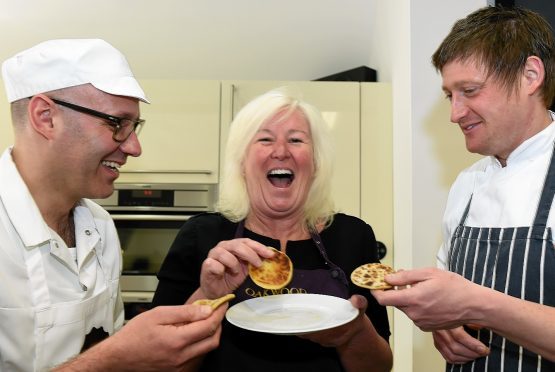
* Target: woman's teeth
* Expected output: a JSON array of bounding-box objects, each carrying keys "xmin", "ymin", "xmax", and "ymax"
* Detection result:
[
  {"xmin": 267, "ymin": 169, "xmax": 294, "ymax": 187},
  {"xmin": 268, "ymin": 169, "xmax": 293, "ymax": 176}
]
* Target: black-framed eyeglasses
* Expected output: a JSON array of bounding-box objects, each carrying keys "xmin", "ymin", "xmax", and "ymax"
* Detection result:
[{"xmin": 50, "ymin": 98, "xmax": 145, "ymax": 142}]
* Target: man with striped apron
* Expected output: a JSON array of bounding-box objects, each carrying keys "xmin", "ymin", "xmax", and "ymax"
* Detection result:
[
  {"xmin": 371, "ymin": 6, "xmax": 555, "ymax": 371},
  {"xmin": 446, "ymin": 143, "xmax": 555, "ymax": 371}
]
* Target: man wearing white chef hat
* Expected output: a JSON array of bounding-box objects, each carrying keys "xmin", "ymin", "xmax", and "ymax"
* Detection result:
[{"xmin": 0, "ymin": 38, "xmax": 225, "ymax": 371}]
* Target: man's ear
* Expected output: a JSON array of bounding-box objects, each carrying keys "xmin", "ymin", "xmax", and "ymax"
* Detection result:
[
  {"xmin": 522, "ymin": 56, "xmax": 545, "ymax": 96},
  {"xmin": 27, "ymin": 95, "xmax": 57, "ymax": 139}
]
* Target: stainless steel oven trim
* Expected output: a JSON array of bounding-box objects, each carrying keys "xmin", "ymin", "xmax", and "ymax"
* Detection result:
[
  {"xmin": 95, "ymin": 183, "xmax": 217, "ymax": 211},
  {"xmin": 121, "ymin": 275, "xmax": 159, "ymax": 292},
  {"xmin": 122, "ymin": 291, "xmax": 155, "ymax": 303},
  {"xmin": 113, "ymin": 183, "xmax": 216, "ymax": 190},
  {"xmin": 119, "ymin": 170, "xmax": 213, "ymax": 175},
  {"xmin": 95, "ymin": 183, "xmax": 216, "ymax": 318},
  {"xmin": 110, "ymin": 214, "xmax": 193, "ymax": 221}
]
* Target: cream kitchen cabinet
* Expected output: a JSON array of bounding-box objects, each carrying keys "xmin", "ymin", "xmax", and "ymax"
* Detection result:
[
  {"xmin": 0, "ymin": 80, "xmax": 222, "ymax": 184},
  {"xmin": 361, "ymin": 83, "xmax": 393, "ymax": 266},
  {"xmin": 118, "ymin": 80, "xmax": 221, "ymax": 184},
  {"xmin": 221, "ymin": 81, "xmax": 361, "ymax": 216}
]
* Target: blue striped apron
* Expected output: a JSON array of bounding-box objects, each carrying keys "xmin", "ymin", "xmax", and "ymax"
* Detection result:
[{"xmin": 447, "ymin": 146, "xmax": 555, "ymax": 372}]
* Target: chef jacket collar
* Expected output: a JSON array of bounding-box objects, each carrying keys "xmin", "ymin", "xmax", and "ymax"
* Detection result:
[
  {"xmin": 0, "ymin": 147, "xmax": 57, "ymax": 247},
  {"xmin": 489, "ymin": 111, "xmax": 555, "ymax": 168}
]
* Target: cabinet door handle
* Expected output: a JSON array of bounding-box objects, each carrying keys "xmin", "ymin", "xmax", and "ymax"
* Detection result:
[{"xmin": 119, "ymin": 170, "xmax": 213, "ymax": 175}]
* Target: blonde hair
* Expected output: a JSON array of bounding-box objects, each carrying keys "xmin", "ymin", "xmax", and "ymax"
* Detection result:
[{"xmin": 217, "ymin": 88, "xmax": 335, "ymax": 230}]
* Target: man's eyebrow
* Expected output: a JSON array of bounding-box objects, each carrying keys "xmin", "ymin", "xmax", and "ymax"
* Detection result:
[{"xmin": 442, "ymin": 80, "xmax": 485, "ymax": 91}]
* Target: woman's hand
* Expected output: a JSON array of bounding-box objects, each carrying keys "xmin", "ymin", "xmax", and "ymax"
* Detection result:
[
  {"xmin": 298, "ymin": 295, "xmax": 368, "ymax": 348},
  {"xmin": 200, "ymin": 238, "xmax": 274, "ymax": 298},
  {"xmin": 299, "ymin": 295, "xmax": 392, "ymax": 372}
]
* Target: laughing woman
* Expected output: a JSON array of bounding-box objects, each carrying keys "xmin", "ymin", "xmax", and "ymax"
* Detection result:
[{"xmin": 152, "ymin": 88, "xmax": 393, "ymax": 372}]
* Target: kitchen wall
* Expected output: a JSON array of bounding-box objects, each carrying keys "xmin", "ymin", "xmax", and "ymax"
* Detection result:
[
  {"xmin": 0, "ymin": 1, "xmax": 487, "ymax": 370},
  {"xmin": 0, "ymin": 0, "xmax": 378, "ymax": 81},
  {"xmin": 395, "ymin": 1, "xmax": 485, "ymax": 370}
]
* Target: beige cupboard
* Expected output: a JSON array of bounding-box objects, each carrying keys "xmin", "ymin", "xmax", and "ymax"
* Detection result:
[
  {"xmin": 360, "ymin": 83, "xmax": 393, "ymax": 267},
  {"xmin": 119, "ymin": 80, "xmax": 221, "ymax": 184},
  {"xmin": 0, "ymin": 80, "xmax": 223, "ymax": 186}
]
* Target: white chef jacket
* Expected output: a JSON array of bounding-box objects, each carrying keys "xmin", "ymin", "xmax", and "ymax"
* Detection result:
[
  {"xmin": 0, "ymin": 147, "xmax": 124, "ymax": 371},
  {"xmin": 438, "ymin": 116, "xmax": 555, "ymax": 269}
]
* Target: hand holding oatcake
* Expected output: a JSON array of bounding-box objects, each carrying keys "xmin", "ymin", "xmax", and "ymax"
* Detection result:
[
  {"xmin": 199, "ymin": 238, "xmax": 276, "ymax": 298},
  {"xmin": 351, "ymin": 263, "xmax": 396, "ymax": 290},
  {"xmin": 248, "ymin": 247, "xmax": 293, "ymax": 289},
  {"xmin": 193, "ymin": 294, "xmax": 236, "ymax": 310}
]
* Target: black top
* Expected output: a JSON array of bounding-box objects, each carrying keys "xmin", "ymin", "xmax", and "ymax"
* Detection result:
[{"xmin": 153, "ymin": 212, "xmax": 390, "ymax": 372}]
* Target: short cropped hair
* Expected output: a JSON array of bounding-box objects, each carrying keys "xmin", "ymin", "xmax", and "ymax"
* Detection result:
[
  {"xmin": 217, "ymin": 88, "xmax": 335, "ymax": 231},
  {"xmin": 432, "ymin": 6, "xmax": 555, "ymax": 107}
]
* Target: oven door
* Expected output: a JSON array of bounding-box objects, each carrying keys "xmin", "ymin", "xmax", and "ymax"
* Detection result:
[{"xmin": 111, "ymin": 213, "xmax": 191, "ymax": 319}]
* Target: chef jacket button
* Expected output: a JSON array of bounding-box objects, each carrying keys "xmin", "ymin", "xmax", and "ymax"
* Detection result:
[
  {"xmin": 85, "ymin": 229, "xmax": 92, "ymax": 236},
  {"xmin": 81, "ymin": 284, "xmax": 88, "ymax": 291},
  {"xmin": 331, "ymin": 269, "xmax": 339, "ymax": 279}
]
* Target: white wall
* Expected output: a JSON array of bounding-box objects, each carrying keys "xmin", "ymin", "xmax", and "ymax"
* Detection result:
[
  {"xmin": 376, "ymin": 1, "xmax": 485, "ymax": 371},
  {"xmin": 0, "ymin": 0, "xmax": 376, "ymax": 81},
  {"xmin": 410, "ymin": 1, "xmax": 485, "ymax": 370}
]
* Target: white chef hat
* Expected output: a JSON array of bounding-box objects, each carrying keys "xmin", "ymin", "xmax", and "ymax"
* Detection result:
[{"xmin": 1, "ymin": 38, "xmax": 149, "ymax": 103}]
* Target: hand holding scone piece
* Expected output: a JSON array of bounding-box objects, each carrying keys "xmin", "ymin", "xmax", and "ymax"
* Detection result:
[
  {"xmin": 351, "ymin": 263, "xmax": 396, "ymax": 290},
  {"xmin": 248, "ymin": 247, "xmax": 293, "ymax": 289},
  {"xmin": 193, "ymin": 294, "xmax": 236, "ymax": 310}
]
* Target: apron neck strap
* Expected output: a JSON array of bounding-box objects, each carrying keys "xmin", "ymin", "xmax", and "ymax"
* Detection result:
[
  {"xmin": 235, "ymin": 220, "xmax": 327, "ymax": 255},
  {"xmin": 532, "ymin": 142, "xmax": 555, "ymax": 227},
  {"xmin": 458, "ymin": 195, "xmax": 473, "ymax": 226}
]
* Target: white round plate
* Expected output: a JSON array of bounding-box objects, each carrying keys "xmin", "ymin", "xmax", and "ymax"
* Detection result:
[{"xmin": 225, "ymin": 293, "xmax": 358, "ymax": 335}]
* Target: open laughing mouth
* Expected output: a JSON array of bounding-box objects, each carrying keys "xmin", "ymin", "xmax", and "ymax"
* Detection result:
[
  {"xmin": 267, "ymin": 168, "xmax": 294, "ymax": 187},
  {"xmin": 102, "ymin": 160, "xmax": 121, "ymax": 173}
]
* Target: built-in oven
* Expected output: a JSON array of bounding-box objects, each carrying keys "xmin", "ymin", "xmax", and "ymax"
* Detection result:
[{"xmin": 94, "ymin": 183, "xmax": 217, "ymax": 320}]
